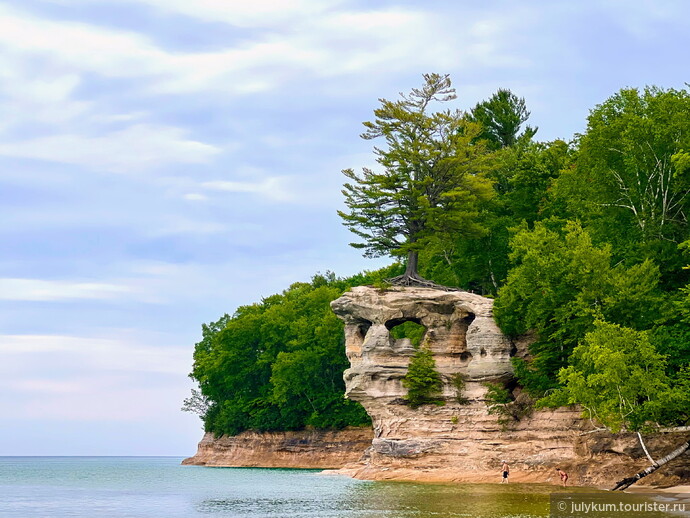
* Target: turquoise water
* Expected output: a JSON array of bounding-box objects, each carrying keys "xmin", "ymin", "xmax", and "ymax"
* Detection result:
[
  {"xmin": 0, "ymin": 457, "xmax": 681, "ymax": 517},
  {"xmin": 0, "ymin": 457, "xmax": 551, "ymax": 518}
]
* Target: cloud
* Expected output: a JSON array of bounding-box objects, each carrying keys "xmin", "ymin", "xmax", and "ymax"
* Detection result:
[
  {"xmin": 0, "ymin": 278, "xmax": 134, "ymax": 302},
  {"xmin": 0, "ymin": 65, "xmax": 91, "ymax": 132},
  {"xmin": 0, "ymin": 3, "xmax": 531, "ymax": 101},
  {"xmin": 595, "ymin": 0, "xmax": 688, "ymax": 39},
  {"xmin": 0, "ymin": 4, "xmax": 168, "ymax": 78},
  {"xmin": 151, "ymin": 218, "xmax": 228, "ymax": 236},
  {"xmin": 9, "ymin": 379, "xmax": 83, "ymax": 394},
  {"xmin": 0, "ymin": 334, "xmax": 189, "ymax": 374},
  {"xmin": 0, "ymin": 333, "xmax": 193, "ymax": 421},
  {"xmin": 122, "ymin": 0, "xmax": 344, "ymax": 28},
  {"xmin": 183, "ymin": 193, "xmax": 208, "ymax": 201},
  {"xmin": 202, "ymin": 176, "xmax": 294, "ymax": 201},
  {"xmin": 0, "ymin": 124, "xmax": 221, "ymax": 172}
]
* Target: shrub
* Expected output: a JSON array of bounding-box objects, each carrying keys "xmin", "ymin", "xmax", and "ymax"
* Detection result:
[
  {"xmin": 451, "ymin": 373, "xmax": 470, "ymax": 405},
  {"xmin": 402, "ymin": 346, "xmax": 444, "ymax": 408}
]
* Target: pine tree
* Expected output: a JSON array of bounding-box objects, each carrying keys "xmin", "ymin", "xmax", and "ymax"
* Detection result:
[
  {"xmin": 402, "ymin": 345, "xmax": 444, "ymax": 408},
  {"xmin": 339, "ymin": 73, "xmax": 493, "ymax": 286}
]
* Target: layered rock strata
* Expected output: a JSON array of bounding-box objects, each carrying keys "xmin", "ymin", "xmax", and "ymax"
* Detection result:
[
  {"xmin": 182, "ymin": 428, "xmax": 373, "ymax": 468},
  {"xmin": 330, "ymin": 286, "xmax": 690, "ymax": 487}
]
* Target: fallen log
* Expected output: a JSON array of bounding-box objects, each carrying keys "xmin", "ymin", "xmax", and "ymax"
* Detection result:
[{"xmin": 611, "ymin": 440, "xmax": 689, "ymax": 491}]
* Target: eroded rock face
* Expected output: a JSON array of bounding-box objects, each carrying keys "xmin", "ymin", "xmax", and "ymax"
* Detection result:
[
  {"xmin": 182, "ymin": 428, "xmax": 373, "ymax": 469},
  {"xmin": 331, "ymin": 286, "xmax": 513, "ymax": 404},
  {"xmin": 330, "ymin": 286, "xmax": 690, "ymax": 486}
]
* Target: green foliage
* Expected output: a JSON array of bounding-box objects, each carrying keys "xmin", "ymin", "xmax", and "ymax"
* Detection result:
[
  {"xmin": 188, "ymin": 267, "xmax": 412, "ymax": 436},
  {"xmin": 579, "ymin": 87, "xmax": 690, "ymax": 242},
  {"xmin": 189, "ymin": 82, "xmax": 690, "ymax": 439},
  {"xmin": 402, "ymin": 345, "xmax": 444, "ymax": 408},
  {"xmin": 420, "ymin": 140, "xmax": 572, "ymax": 294},
  {"xmin": 484, "ymin": 383, "xmax": 534, "ymax": 427},
  {"xmin": 484, "ymin": 382, "xmax": 513, "ymax": 407},
  {"xmin": 539, "ymin": 321, "xmax": 681, "ymax": 432},
  {"xmin": 339, "ymin": 73, "xmax": 494, "ymax": 277},
  {"xmin": 451, "ymin": 373, "xmax": 470, "ymax": 405},
  {"xmin": 483, "ymin": 382, "xmax": 513, "ymax": 427},
  {"xmin": 494, "ymin": 220, "xmax": 662, "ymax": 395},
  {"xmin": 550, "ymin": 86, "xmax": 690, "ymax": 289},
  {"xmin": 389, "ymin": 320, "xmax": 426, "ymax": 347},
  {"xmin": 467, "ymin": 88, "xmax": 537, "ymax": 149}
]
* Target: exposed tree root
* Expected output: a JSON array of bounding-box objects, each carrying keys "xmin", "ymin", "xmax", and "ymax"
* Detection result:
[{"xmin": 387, "ymin": 273, "xmax": 461, "ymax": 291}]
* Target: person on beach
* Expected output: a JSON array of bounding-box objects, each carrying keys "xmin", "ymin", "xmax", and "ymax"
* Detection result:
[
  {"xmin": 556, "ymin": 468, "xmax": 568, "ymax": 487},
  {"xmin": 501, "ymin": 461, "xmax": 510, "ymax": 483}
]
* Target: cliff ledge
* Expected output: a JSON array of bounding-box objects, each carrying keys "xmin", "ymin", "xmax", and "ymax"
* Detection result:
[{"xmin": 183, "ymin": 428, "xmax": 373, "ymax": 469}]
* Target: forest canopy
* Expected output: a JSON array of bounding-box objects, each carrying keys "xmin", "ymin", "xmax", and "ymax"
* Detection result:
[
  {"xmin": 187, "ymin": 77, "xmax": 690, "ymax": 437},
  {"xmin": 186, "ymin": 266, "xmax": 402, "ymax": 436}
]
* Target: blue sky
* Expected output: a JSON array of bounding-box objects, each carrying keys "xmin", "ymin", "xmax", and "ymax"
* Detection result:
[{"xmin": 1, "ymin": 0, "xmax": 688, "ymax": 456}]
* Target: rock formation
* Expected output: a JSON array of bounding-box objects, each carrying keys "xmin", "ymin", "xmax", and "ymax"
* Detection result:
[
  {"xmin": 182, "ymin": 428, "xmax": 373, "ymax": 468},
  {"xmin": 330, "ymin": 286, "xmax": 690, "ymax": 486}
]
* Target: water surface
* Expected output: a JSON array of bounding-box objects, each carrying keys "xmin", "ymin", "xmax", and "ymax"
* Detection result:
[{"xmin": 0, "ymin": 457, "xmax": 677, "ymax": 518}]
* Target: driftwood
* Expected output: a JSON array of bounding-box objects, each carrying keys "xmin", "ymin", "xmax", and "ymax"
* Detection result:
[{"xmin": 611, "ymin": 440, "xmax": 690, "ymax": 491}]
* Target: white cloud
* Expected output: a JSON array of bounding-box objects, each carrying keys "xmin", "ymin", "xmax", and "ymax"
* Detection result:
[
  {"xmin": 16, "ymin": 383, "xmax": 188, "ymax": 421},
  {"xmin": 0, "ymin": 124, "xmax": 220, "ymax": 172},
  {"xmin": 152, "ymin": 219, "xmax": 228, "ymax": 236},
  {"xmin": 0, "ymin": 4, "xmax": 168, "ymax": 77},
  {"xmin": 0, "ymin": 333, "xmax": 192, "ymax": 421},
  {"xmin": 55, "ymin": 0, "xmax": 344, "ymax": 28},
  {"xmin": 0, "ymin": 3, "xmax": 530, "ymax": 101},
  {"xmin": 0, "ymin": 278, "xmax": 134, "ymax": 302},
  {"xmin": 202, "ymin": 176, "xmax": 294, "ymax": 201},
  {"xmin": 183, "ymin": 193, "xmax": 208, "ymax": 201},
  {"xmin": 596, "ymin": 0, "xmax": 688, "ymax": 39},
  {"xmin": 0, "ymin": 334, "xmax": 189, "ymax": 374},
  {"xmin": 154, "ymin": 0, "xmax": 341, "ymax": 28}
]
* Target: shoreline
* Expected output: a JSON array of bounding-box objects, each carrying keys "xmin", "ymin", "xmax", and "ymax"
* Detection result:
[{"xmin": 321, "ymin": 467, "xmax": 690, "ymax": 496}]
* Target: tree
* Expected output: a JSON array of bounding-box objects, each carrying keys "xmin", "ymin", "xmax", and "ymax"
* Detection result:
[
  {"xmin": 539, "ymin": 321, "xmax": 690, "ymax": 490},
  {"xmin": 402, "ymin": 345, "xmax": 444, "ymax": 408},
  {"xmin": 578, "ymin": 87, "xmax": 690, "ymax": 242},
  {"xmin": 541, "ymin": 322, "xmax": 670, "ymax": 432},
  {"xmin": 467, "ymin": 88, "xmax": 537, "ymax": 149},
  {"xmin": 181, "ymin": 388, "xmax": 210, "ymax": 418},
  {"xmin": 494, "ymin": 220, "xmax": 662, "ymax": 395},
  {"xmin": 549, "ymin": 87, "xmax": 690, "ymax": 290},
  {"xmin": 339, "ymin": 73, "xmax": 493, "ymax": 286},
  {"xmin": 188, "ymin": 271, "xmax": 395, "ymax": 436},
  {"xmin": 419, "ymin": 139, "xmax": 573, "ymax": 295}
]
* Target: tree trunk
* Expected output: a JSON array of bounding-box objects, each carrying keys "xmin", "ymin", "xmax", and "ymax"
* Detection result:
[
  {"xmin": 388, "ymin": 250, "xmax": 451, "ymax": 289},
  {"xmin": 387, "ymin": 249, "xmax": 460, "ymax": 291},
  {"xmin": 404, "ymin": 250, "xmax": 420, "ymax": 279},
  {"xmin": 637, "ymin": 432, "xmax": 656, "ymax": 465},
  {"xmin": 611, "ymin": 440, "xmax": 690, "ymax": 491}
]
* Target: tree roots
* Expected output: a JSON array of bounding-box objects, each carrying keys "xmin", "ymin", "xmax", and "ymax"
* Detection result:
[{"xmin": 386, "ymin": 273, "xmax": 460, "ymax": 291}]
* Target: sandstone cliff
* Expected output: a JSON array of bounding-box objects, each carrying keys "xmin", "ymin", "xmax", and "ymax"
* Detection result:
[
  {"xmin": 182, "ymin": 428, "xmax": 373, "ymax": 469},
  {"xmin": 330, "ymin": 286, "xmax": 690, "ymax": 487}
]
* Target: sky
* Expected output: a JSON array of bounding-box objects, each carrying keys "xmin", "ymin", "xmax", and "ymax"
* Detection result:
[{"xmin": 0, "ymin": 0, "xmax": 689, "ymax": 456}]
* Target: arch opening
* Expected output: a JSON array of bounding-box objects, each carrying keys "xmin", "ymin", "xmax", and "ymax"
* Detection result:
[{"xmin": 386, "ymin": 318, "xmax": 427, "ymax": 348}]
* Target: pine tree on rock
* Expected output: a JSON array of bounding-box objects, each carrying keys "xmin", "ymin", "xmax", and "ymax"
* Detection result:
[{"xmin": 338, "ymin": 73, "xmax": 493, "ymax": 287}]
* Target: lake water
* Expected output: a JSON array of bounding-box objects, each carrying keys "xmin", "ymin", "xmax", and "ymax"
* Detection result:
[{"xmin": 0, "ymin": 457, "xmax": 682, "ymax": 518}]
